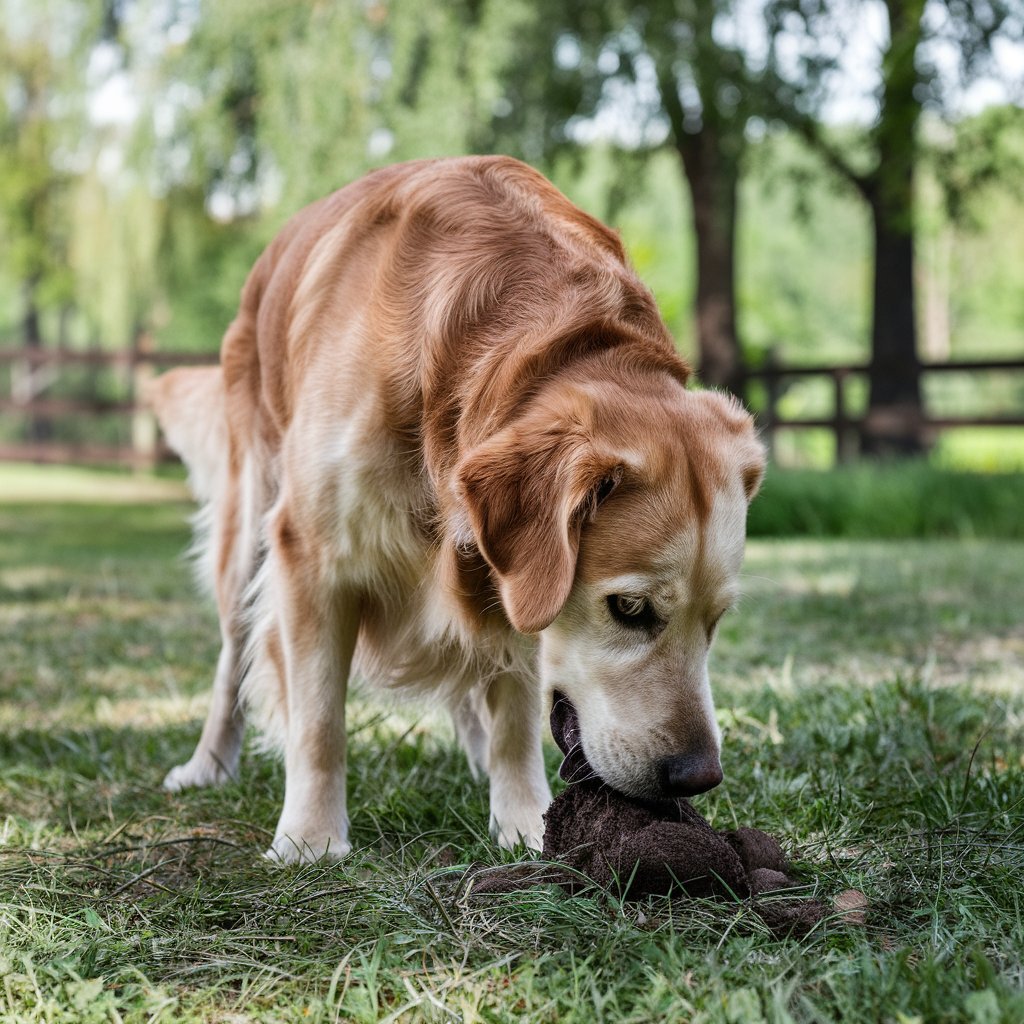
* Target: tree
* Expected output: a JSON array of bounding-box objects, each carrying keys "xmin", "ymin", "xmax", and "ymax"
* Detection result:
[
  {"xmin": 485, "ymin": 1, "xmax": 763, "ymax": 393},
  {"xmin": 763, "ymin": 0, "xmax": 1023, "ymax": 455},
  {"xmin": 142, "ymin": 0, "xmax": 532, "ymax": 217},
  {"xmin": 0, "ymin": 1, "xmax": 102, "ymax": 436},
  {"xmin": 643, "ymin": 3, "xmax": 754, "ymax": 393}
]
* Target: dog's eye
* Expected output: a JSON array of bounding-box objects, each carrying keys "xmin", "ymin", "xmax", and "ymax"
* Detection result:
[{"xmin": 607, "ymin": 594, "xmax": 662, "ymax": 631}]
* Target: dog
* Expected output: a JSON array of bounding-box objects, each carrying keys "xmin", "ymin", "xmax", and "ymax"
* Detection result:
[{"xmin": 148, "ymin": 156, "xmax": 765, "ymax": 864}]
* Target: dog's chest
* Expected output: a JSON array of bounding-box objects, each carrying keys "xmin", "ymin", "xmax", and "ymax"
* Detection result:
[
  {"xmin": 353, "ymin": 544, "xmax": 530, "ymax": 700},
  {"xmin": 323, "ymin": 429, "xmax": 529, "ymax": 697}
]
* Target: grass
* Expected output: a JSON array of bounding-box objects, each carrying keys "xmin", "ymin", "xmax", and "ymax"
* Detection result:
[
  {"xmin": 0, "ymin": 462, "xmax": 189, "ymax": 504},
  {"xmin": 748, "ymin": 464, "xmax": 1024, "ymax": 539},
  {"xmin": 0, "ymin": 468, "xmax": 1022, "ymax": 1022}
]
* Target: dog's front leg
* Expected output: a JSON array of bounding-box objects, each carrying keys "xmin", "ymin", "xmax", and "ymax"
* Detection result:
[
  {"xmin": 265, "ymin": 542, "xmax": 359, "ymax": 865},
  {"xmin": 486, "ymin": 673, "xmax": 552, "ymax": 851}
]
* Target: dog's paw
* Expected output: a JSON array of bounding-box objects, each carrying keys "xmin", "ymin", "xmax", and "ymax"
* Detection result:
[
  {"xmin": 490, "ymin": 773, "xmax": 551, "ymax": 852},
  {"xmin": 163, "ymin": 752, "xmax": 236, "ymax": 792},
  {"xmin": 490, "ymin": 804, "xmax": 546, "ymax": 852},
  {"xmin": 264, "ymin": 831, "xmax": 351, "ymax": 865}
]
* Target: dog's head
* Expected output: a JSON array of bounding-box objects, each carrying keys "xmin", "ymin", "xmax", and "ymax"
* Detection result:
[{"xmin": 455, "ymin": 376, "xmax": 764, "ymax": 800}]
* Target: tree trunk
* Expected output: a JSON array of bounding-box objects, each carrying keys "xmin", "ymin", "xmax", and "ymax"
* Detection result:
[
  {"xmin": 677, "ymin": 129, "xmax": 744, "ymax": 396},
  {"xmin": 863, "ymin": 200, "xmax": 924, "ymax": 455},
  {"xmin": 21, "ymin": 277, "xmax": 52, "ymax": 444},
  {"xmin": 22, "ymin": 278, "xmax": 42, "ymax": 350},
  {"xmin": 861, "ymin": 0, "xmax": 927, "ymax": 456}
]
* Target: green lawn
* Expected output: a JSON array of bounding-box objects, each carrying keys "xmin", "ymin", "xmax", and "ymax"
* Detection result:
[{"xmin": 0, "ymin": 479, "xmax": 1022, "ymax": 1022}]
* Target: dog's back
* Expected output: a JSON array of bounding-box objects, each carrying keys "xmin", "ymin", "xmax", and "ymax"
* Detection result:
[{"xmin": 211, "ymin": 155, "xmax": 659, "ymax": 467}]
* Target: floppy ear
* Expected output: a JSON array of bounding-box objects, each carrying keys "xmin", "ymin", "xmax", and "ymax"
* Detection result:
[{"xmin": 455, "ymin": 425, "xmax": 622, "ymax": 634}]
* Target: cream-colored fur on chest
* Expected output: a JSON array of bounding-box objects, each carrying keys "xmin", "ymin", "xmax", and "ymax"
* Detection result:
[{"xmin": 240, "ymin": 381, "xmax": 537, "ymax": 756}]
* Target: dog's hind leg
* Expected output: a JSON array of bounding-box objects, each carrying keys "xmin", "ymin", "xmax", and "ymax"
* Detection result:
[
  {"xmin": 485, "ymin": 672, "xmax": 552, "ymax": 851},
  {"xmin": 164, "ymin": 461, "xmax": 261, "ymax": 791},
  {"xmin": 147, "ymin": 364, "xmax": 250, "ymax": 791}
]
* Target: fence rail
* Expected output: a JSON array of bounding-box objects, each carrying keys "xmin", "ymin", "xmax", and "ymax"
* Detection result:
[
  {"xmin": 743, "ymin": 356, "xmax": 1024, "ymax": 462},
  {"xmin": 0, "ymin": 347, "xmax": 219, "ymax": 367},
  {"xmin": 0, "ymin": 346, "xmax": 1022, "ymax": 469},
  {"xmin": 0, "ymin": 343, "xmax": 217, "ymax": 470}
]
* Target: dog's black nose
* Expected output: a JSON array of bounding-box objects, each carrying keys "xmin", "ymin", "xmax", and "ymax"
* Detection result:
[{"xmin": 659, "ymin": 754, "xmax": 723, "ymax": 797}]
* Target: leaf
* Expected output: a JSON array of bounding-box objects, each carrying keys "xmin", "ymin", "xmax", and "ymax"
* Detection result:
[{"xmin": 82, "ymin": 907, "xmax": 108, "ymax": 932}]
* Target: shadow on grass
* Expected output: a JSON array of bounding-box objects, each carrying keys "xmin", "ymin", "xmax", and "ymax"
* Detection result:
[{"xmin": 0, "ymin": 714, "xmax": 507, "ymax": 862}]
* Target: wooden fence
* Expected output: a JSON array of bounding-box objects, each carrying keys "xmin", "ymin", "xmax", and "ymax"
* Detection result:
[
  {"xmin": 0, "ymin": 345, "xmax": 1022, "ymax": 468},
  {"xmin": 744, "ymin": 355, "xmax": 1024, "ymax": 462},
  {"xmin": 0, "ymin": 343, "xmax": 217, "ymax": 469}
]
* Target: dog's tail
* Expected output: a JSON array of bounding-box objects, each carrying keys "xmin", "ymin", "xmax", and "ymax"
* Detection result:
[{"xmin": 145, "ymin": 366, "xmax": 227, "ymax": 503}]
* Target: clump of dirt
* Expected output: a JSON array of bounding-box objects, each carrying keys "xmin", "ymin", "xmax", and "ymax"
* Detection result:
[{"xmin": 468, "ymin": 693, "xmax": 858, "ymax": 939}]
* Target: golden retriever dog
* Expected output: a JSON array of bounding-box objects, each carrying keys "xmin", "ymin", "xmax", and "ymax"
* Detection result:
[{"xmin": 148, "ymin": 156, "xmax": 765, "ymax": 863}]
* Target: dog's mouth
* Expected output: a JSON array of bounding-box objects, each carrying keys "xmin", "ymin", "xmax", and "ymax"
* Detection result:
[
  {"xmin": 550, "ymin": 691, "xmax": 719, "ymax": 801},
  {"xmin": 550, "ymin": 690, "xmax": 595, "ymax": 784},
  {"xmin": 549, "ymin": 690, "xmax": 579, "ymax": 755}
]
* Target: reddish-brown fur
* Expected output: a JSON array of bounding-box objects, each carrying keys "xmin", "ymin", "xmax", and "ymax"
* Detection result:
[{"xmin": 149, "ymin": 156, "xmax": 765, "ymax": 862}]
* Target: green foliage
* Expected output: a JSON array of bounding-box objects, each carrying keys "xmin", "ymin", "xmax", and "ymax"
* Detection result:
[
  {"xmin": 748, "ymin": 464, "xmax": 1024, "ymax": 538},
  {"xmin": 931, "ymin": 105, "xmax": 1024, "ymax": 225},
  {"xmin": 155, "ymin": 189, "xmax": 265, "ymax": 352},
  {"xmin": 0, "ymin": 0, "xmax": 1020, "ymax": 436},
  {"xmin": 0, "ymin": 2, "xmax": 102, "ymax": 320},
  {"xmin": 739, "ymin": 133, "xmax": 873, "ymax": 365}
]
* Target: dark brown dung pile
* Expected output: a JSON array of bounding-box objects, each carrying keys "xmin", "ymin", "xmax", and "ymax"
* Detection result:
[{"xmin": 469, "ymin": 694, "xmax": 828, "ymax": 937}]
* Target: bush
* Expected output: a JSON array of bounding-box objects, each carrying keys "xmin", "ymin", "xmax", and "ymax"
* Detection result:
[{"xmin": 747, "ymin": 463, "xmax": 1024, "ymax": 538}]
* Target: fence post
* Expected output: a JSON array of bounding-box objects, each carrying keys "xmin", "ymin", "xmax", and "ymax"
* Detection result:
[
  {"xmin": 762, "ymin": 347, "xmax": 780, "ymax": 464},
  {"xmin": 833, "ymin": 369, "xmax": 851, "ymax": 464},
  {"xmin": 131, "ymin": 331, "xmax": 158, "ymax": 473}
]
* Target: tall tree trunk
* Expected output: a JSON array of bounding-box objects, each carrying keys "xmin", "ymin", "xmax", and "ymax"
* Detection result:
[
  {"xmin": 863, "ymin": 194, "xmax": 924, "ymax": 455},
  {"xmin": 677, "ymin": 128, "xmax": 744, "ymax": 396},
  {"xmin": 861, "ymin": 0, "xmax": 927, "ymax": 456},
  {"xmin": 22, "ymin": 280, "xmax": 41, "ymax": 350}
]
